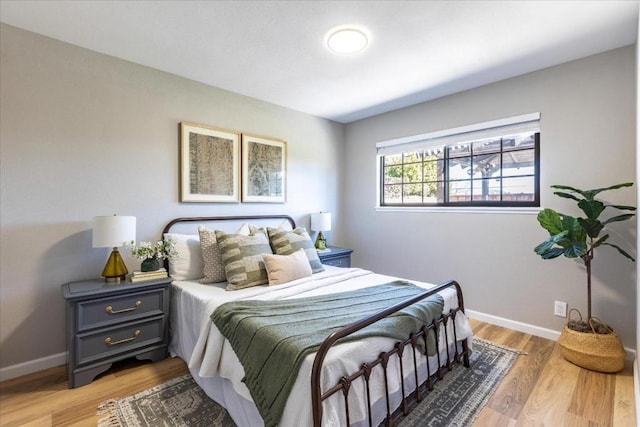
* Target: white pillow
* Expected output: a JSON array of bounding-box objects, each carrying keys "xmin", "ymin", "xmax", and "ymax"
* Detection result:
[
  {"xmin": 262, "ymin": 249, "xmax": 313, "ymax": 286},
  {"xmin": 163, "ymin": 233, "xmax": 203, "ymax": 281}
]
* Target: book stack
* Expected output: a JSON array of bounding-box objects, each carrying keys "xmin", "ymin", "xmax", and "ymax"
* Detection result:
[{"xmin": 129, "ymin": 268, "xmax": 169, "ymax": 283}]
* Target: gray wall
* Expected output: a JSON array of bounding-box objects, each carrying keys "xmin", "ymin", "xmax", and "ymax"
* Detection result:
[
  {"xmin": 0, "ymin": 24, "xmax": 345, "ymax": 370},
  {"xmin": 343, "ymin": 46, "xmax": 637, "ymax": 349}
]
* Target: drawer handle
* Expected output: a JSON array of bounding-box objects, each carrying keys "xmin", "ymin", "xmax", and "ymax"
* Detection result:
[
  {"xmin": 104, "ymin": 330, "xmax": 141, "ymax": 346},
  {"xmin": 105, "ymin": 300, "xmax": 141, "ymax": 314}
]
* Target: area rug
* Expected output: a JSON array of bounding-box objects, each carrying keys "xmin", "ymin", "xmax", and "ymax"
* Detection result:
[{"xmin": 97, "ymin": 338, "xmax": 520, "ymax": 427}]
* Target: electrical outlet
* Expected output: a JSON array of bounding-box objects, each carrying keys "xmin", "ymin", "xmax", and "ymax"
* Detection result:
[{"xmin": 554, "ymin": 300, "xmax": 567, "ymax": 317}]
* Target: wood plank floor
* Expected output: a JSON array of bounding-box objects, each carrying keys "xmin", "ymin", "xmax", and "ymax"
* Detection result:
[{"xmin": 0, "ymin": 320, "xmax": 635, "ymax": 426}]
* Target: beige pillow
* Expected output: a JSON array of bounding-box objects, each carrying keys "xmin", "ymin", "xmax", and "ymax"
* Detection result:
[
  {"xmin": 163, "ymin": 233, "xmax": 204, "ymax": 281},
  {"xmin": 198, "ymin": 226, "xmax": 227, "ymax": 283},
  {"xmin": 262, "ymin": 249, "xmax": 313, "ymax": 286}
]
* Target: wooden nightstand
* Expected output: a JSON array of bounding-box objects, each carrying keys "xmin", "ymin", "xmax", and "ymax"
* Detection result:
[
  {"xmin": 61, "ymin": 276, "xmax": 171, "ymax": 388},
  {"xmin": 317, "ymin": 246, "xmax": 353, "ymax": 268}
]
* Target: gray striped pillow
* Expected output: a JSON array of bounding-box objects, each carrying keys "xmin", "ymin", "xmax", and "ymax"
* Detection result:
[
  {"xmin": 267, "ymin": 227, "xmax": 325, "ymax": 273},
  {"xmin": 215, "ymin": 228, "xmax": 273, "ymax": 290}
]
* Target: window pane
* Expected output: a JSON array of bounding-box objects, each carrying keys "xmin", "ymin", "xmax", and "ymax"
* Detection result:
[
  {"xmin": 449, "ymin": 180, "xmax": 471, "ymax": 202},
  {"xmin": 502, "ymin": 148, "xmax": 535, "ymax": 177},
  {"xmin": 503, "ymin": 132, "xmax": 536, "ymax": 151},
  {"xmin": 403, "ymin": 150, "xmax": 422, "ymax": 163},
  {"xmin": 449, "ymin": 143, "xmax": 471, "ymax": 158},
  {"xmin": 403, "ymin": 183, "xmax": 423, "ymax": 203},
  {"xmin": 423, "ymin": 159, "xmax": 444, "ymax": 181},
  {"xmin": 403, "ymin": 163, "xmax": 423, "ymax": 183},
  {"xmin": 384, "ymin": 184, "xmax": 402, "ymax": 204},
  {"xmin": 472, "ymin": 138, "xmax": 501, "ymax": 154},
  {"xmin": 472, "ymin": 178, "xmax": 501, "ymax": 201},
  {"xmin": 503, "ymin": 176, "xmax": 536, "ymax": 201},
  {"xmin": 384, "ymin": 154, "xmax": 402, "ymax": 166},
  {"xmin": 471, "ymin": 153, "xmax": 501, "ymax": 179},
  {"xmin": 448, "ymin": 156, "xmax": 471, "ymax": 181},
  {"xmin": 384, "ymin": 165, "xmax": 402, "ymax": 184},
  {"xmin": 423, "ymin": 181, "xmax": 444, "ymax": 203}
]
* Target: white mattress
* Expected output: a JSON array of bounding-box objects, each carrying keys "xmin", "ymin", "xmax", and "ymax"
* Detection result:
[{"xmin": 169, "ymin": 266, "xmax": 473, "ymax": 426}]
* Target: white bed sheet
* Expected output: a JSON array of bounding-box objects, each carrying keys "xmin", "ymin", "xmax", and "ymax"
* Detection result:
[{"xmin": 169, "ymin": 266, "xmax": 473, "ymax": 426}]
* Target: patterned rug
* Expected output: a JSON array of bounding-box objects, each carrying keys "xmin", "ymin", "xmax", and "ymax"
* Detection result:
[{"xmin": 97, "ymin": 338, "xmax": 519, "ymax": 427}]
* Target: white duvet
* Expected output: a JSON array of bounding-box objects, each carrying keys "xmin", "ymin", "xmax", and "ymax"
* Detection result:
[{"xmin": 169, "ymin": 266, "xmax": 473, "ymax": 426}]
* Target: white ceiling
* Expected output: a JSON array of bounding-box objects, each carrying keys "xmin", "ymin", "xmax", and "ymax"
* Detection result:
[{"xmin": 1, "ymin": 1, "xmax": 638, "ymax": 123}]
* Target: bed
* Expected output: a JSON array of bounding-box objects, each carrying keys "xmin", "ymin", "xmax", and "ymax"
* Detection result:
[{"xmin": 163, "ymin": 215, "xmax": 473, "ymax": 427}]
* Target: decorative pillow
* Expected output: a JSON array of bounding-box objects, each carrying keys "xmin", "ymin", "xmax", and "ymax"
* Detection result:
[
  {"xmin": 215, "ymin": 228, "xmax": 273, "ymax": 290},
  {"xmin": 267, "ymin": 227, "xmax": 325, "ymax": 273},
  {"xmin": 163, "ymin": 233, "xmax": 203, "ymax": 281},
  {"xmin": 262, "ymin": 249, "xmax": 313, "ymax": 286},
  {"xmin": 198, "ymin": 226, "xmax": 227, "ymax": 284}
]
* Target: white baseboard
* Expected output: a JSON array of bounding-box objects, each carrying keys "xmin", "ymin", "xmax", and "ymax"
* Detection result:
[
  {"xmin": 0, "ymin": 352, "xmax": 66, "ymax": 382},
  {"xmin": 466, "ymin": 309, "xmax": 637, "ymax": 360},
  {"xmin": 635, "ymin": 358, "xmax": 640, "ymax": 427}
]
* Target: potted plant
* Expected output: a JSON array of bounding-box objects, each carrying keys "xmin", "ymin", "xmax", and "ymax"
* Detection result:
[
  {"xmin": 534, "ymin": 182, "xmax": 635, "ymax": 372},
  {"xmin": 127, "ymin": 237, "xmax": 178, "ymax": 272}
]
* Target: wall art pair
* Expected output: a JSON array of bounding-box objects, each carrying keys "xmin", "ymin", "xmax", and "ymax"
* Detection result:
[{"xmin": 179, "ymin": 122, "xmax": 286, "ymax": 203}]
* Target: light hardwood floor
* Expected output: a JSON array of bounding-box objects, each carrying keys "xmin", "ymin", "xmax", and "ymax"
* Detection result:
[{"xmin": 0, "ymin": 320, "xmax": 635, "ymax": 426}]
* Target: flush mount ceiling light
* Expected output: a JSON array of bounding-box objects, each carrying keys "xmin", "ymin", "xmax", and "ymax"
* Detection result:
[{"xmin": 325, "ymin": 25, "xmax": 369, "ymax": 55}]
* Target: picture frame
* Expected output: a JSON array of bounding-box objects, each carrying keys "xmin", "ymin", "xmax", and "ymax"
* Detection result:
[
  {"xmin": 241, "ymin": 134, "xmax": 287, "ymax": 203},
  {"xmin": 179, "ymin": 122, "xmax": 241, "ymax": 203}
]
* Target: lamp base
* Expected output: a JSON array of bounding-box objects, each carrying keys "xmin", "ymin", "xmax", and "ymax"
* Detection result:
[
  {"xmin": 314, "ymin": 231, "xmax": 327, "ymax": 250},
  {"xmin": 101, "ymin": 248, "xmax": 128, "ymax": 282}
]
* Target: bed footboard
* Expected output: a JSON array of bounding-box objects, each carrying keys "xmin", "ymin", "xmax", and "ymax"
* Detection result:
[{"xmin": 310, "ymin": 280, "xmax": 470, "ymax": 427}]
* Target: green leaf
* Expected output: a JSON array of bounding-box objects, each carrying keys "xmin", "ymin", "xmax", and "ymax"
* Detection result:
[
  {"xmin": 534, "ymin": 232, "xmax": 567, "ymax": 256},
  {"xmin": 602, "ymin": 242, "xmax": 636, "ymax": 262},
  {"xmin": 537, "ymin": 209, "xmax": 564, "ymax": 235},
  {"xmin": 564, "ymin": 242, "xmax": 586, "ymax": 258},
  {"xmin": 591, "ymin": 234, "xmax": 609, "ymax": 249},
  {"xmin": 562, "ymin": 216, "xmax": 585, "ymax": 241},
  {"xmin": 540, "ymin": 248, "xmax": 565, "ymax": 259},
  {"xmin": 589, "ymin": 182, "xmax": 634, "ymax": 195},
  {"xmin": 607, "ymin": 204, "xmax": 637, "ymax": 212},
  {"xmin": 601, "ymin": 213, "xmax": 635, "ymax": 225},
  {"xmin": 577, "ymin": 199, "xmax": 605, "ymax": 220},
  {"xmin": 577, "ymin": 218, "xmax": 603, "ymax": 238},
  {"xmin": 553, "ymin": 191, "xmax": 581, "ymax": 202}
]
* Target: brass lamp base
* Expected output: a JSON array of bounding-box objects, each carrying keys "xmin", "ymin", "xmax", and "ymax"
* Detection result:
[
  {"xmin": 314, "ymin": 231, "xmax": 327, "ymax": 250},
  {"xmin": 101, "ymin": 247, "xmax": 128, "ymax": 282}
]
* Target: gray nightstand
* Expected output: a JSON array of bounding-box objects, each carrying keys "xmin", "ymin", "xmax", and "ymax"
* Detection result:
[
  {"xmin": 62, "ymin": 277, "xmax": 171, "ymax": 388},
  {"xmin": 318, "ymin": 246, "xmax": 353, "ymax": 268}
]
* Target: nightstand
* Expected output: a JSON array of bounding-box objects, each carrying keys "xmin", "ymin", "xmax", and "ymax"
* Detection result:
[
  {"xmin": 61, "ymin": 276, "xmax": 171, "ymax": 388},
  {"xmin": 318, "ymin": 246, "xmax": 353, "ymax": 268}
]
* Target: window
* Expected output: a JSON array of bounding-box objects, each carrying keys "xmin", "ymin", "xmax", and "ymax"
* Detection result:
[{"xmin": 377, "ymin": 114, "xmax": 540, "ymax": 207}]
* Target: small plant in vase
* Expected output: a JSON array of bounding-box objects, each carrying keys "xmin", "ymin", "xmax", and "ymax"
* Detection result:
[
  {"xmin": 534, "ymin": 182, "xmax": 635, "ymax": 372},
  {"xmin": 128, "ymin": 238, "xmax": 178, "ymax": 272}
]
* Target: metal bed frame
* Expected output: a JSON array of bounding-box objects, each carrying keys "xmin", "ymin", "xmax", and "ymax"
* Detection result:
[{"xmin": 162, "ymin": 215, "xmax": 470, "ymax": 427}]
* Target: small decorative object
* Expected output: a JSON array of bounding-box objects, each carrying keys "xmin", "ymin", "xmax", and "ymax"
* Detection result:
[
  {"xmin": 128, "ymin": 238, "xmax": 178, "ymax": 272},
  {"xmin": 180, "ymin": 122, "xmax": 241, "ymax": 203},
  {"xmin": 311, "ymin": 212, "xmax": 331, "ymax": 251},
  {"xmin": 93, "ymin": 215, "xmax": 137, "ymax": 282},
  {"xmin": 241, "ymin": 134, "xmax": 287, "ymax": 203},
  {"xmin": 534, "ymin": 183, "xmax": 635, "ymax": 372}
]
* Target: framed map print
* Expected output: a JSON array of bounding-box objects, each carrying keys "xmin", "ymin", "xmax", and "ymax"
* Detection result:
[
  {"xmin": 241, "ymin": 134, "xmax": 287, "ymax": 203},
  {"xmin": 180, "ymin": 122, "xmax": 240, "ymax": 203}
]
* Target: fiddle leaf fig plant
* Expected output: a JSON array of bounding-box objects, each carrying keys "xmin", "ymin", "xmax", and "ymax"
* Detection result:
[{"xmin": 534, "ymin": 183, "xmax": 636, "ymax": 324}]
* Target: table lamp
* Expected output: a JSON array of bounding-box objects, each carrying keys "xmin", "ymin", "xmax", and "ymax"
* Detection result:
[
  {"xmin": 93, "ymin": 215, "xmax": 136, "ymax": 282},
  {"xmin": 310, "ymin": 212, "xmax": 331, "ymax": 250}
]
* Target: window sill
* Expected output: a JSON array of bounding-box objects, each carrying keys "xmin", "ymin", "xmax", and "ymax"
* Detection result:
[{"xmin": 375, "ymin": 206, "xmax": 541, "ymax": 215}]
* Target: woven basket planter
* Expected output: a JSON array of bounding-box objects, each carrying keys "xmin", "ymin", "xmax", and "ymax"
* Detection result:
[{"xmin": 558, "ymin": 309, "xmax": 625, "ymax": 373}]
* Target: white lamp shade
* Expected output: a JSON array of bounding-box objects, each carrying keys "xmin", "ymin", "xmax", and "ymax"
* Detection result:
[
  {"xmin": 310, "ymin": 212, "xmax": 332, "ymax": 232},
  {"xmin": 93, "ymin": 215, "xmax": 136, "ymax": 248}
]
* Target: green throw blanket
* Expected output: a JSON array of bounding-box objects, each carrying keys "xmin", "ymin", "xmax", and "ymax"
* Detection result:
[{"xmin": 211, "ymin": 281, "xmax": 444, "ymax": 427}]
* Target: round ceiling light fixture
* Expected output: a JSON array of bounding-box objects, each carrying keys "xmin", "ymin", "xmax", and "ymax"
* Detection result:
[{"xmin": 325, "ymin": 25, "xmax": 369, "ymax": 55}]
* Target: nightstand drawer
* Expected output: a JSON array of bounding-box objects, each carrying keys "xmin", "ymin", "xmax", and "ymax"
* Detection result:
[
  {"xmin": 77, "ymin": 288, "xmax": 166, "ymax": 332},
  {"xmin": 322, "ymin": 257, "xmax": 350, "ymax": 268},
  {"xmin": 75, "ymin": 316, "xmax": 165, "ymax": 366}
]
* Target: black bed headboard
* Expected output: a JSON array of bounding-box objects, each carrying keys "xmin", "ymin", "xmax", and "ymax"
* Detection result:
[{"xmin": 162, "ymin": 215, "xmax": 296, "ymax": 235}]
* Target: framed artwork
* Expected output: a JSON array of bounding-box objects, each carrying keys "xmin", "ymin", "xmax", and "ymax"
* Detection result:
[
  {"xmin": 179, "ymin": 122, "xmax": 240, "ymax": 203},
  {"xmin": 241, "ymin": 134, "xmax": 287, "ymax": 203}
]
